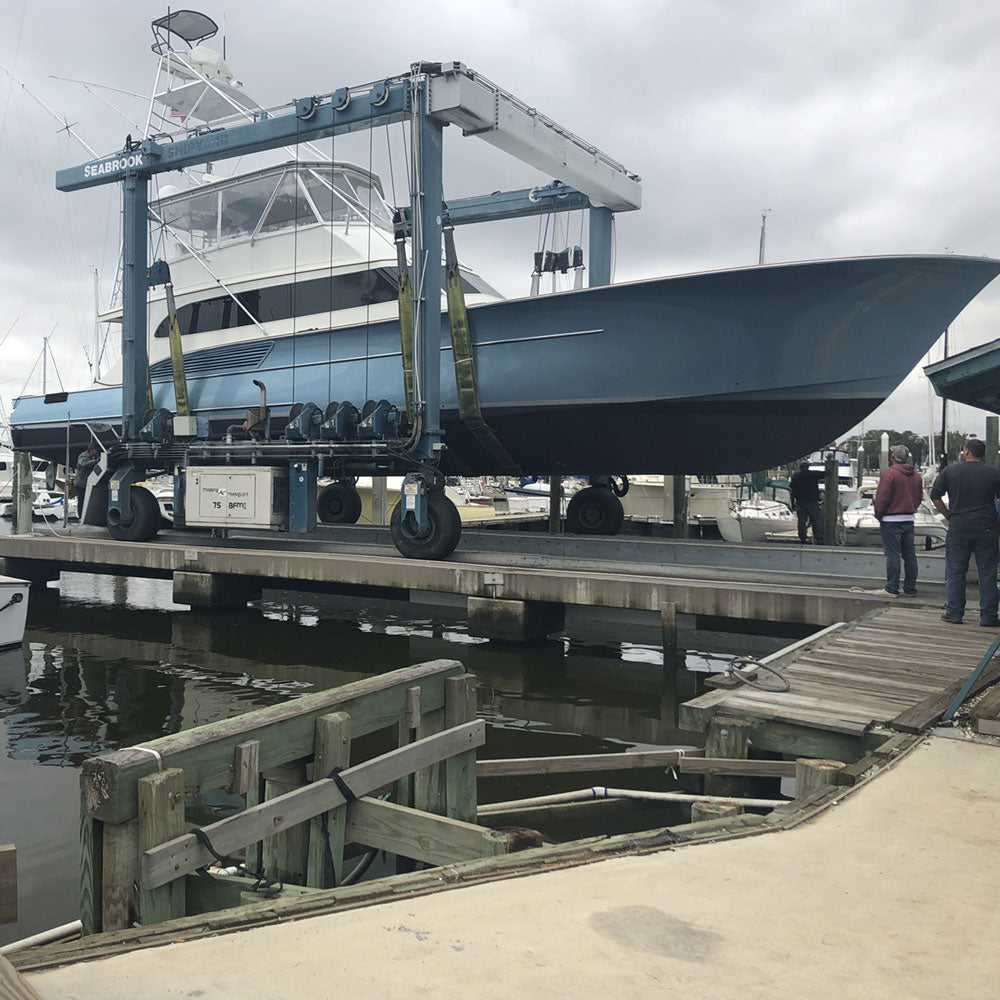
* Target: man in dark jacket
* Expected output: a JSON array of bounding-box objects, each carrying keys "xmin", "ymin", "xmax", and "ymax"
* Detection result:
[
  {"xmin": 789, "ymin": 462, "xmax": 825, "ymax": 544},
  {"xmin": 931, "ymin": 438, "xmax": 1000, "ymax": 625},
  {"xmin": 873, "ymin": 444, "xmax": 924, "ymax": 596}
]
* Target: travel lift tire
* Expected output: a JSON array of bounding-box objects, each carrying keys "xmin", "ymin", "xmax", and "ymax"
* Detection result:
[
  {"xmin": 565, "ymin": 485, "xmax": 625, "ymax": 535},
  {"xmin": 390, "ymin": 489, "xmax": 462, "ymax": 560},
  {"xmin": 317, "ymin": 481, "xmax": 363, "ymax": 524},
  {"xmin": 107, "ymin": 485, "xmax": 161, "ymax": 543}
]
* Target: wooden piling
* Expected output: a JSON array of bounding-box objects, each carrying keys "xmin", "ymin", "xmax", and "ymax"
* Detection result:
[
  {"xmin": 795, "ymin": 758, "xmax": 846, "ymax": 797},
  {"xmin": 394, "ymin": 686, "xmax": 421, "ymax": 810},
  {"xmin": 672, "ymin": 475, "xmax": 687, "ymax": 538},
  {"xmin": 0, "ymin": 844, "xmax": 15, "ymax": 926},
  {"xmin": 690, "ymin": 801, "xmax": 742, "ymax": 824},
  {"xmin": 444, "ymin": 674, "xmax": 478, "ymax": 824},
  {"xmin": 548, "ymin": 476, "xmax": 561, "ymax": 533},
  {"xmin": 987, "ymin": 416, "xmax": 999, "ymax": 467},
  {"xmin": 137, "ymin": 769, "xmax": 185, "ymax": 925},
  {"xmin": 823, "ymin": 457, "xmax": 839, "ymax": 545},
  {"xmin": 101, "ymin": 820, "xmax": 139, "ymax": 933},
  {"xmin": 660, "ymin": 602, "xmax": 677, "ymax": 659},
  {"xmin": 307, "ymin": 712, "xmax": 351, "ymax": 888},
  {"xmin": 261, "ymin": 764, "xmax": 309, "ymax": 885},
  {"xmin": 232, "ymin": 741, "xmax": 261, "ymax": 873},
  {"xmin": 703, "ymin": 716, "xmax": 752, "ymax": 798},
  {"xmin": 12, "ymin": 452, "xmax": 32, "ymax": 536}
]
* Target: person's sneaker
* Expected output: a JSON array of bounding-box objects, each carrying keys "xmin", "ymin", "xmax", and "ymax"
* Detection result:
[
  {"xmin": 979, "ymin": 619, "xmax": 1000, "ymax": 627},
  {"xmin": 941, "ymin": 614, "xmax": 964, "ymax": 625},
  {"xmin": 865, "ymin": 588, "xmax": 898, "ymax": 597},
  {"xmin": 903, "ymin": 590, "xmax": 918, "ymax": 596}
]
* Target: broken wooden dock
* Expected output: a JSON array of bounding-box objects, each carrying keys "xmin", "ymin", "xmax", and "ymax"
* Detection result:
[{"xmin": 680, "ymin": 607, "xmax": 1000, "ymax": 759}]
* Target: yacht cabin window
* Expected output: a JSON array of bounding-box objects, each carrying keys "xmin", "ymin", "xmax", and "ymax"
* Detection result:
[{"xmin": 152, "ymin": 162, "xmax": 393, "ymax": 258}]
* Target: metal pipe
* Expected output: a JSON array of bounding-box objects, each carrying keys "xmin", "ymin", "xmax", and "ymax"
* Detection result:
[
  {"xmin": 477, "ymin": 787, "xmax": 788, "ymax": 815},
  {"xmin": 0, "ymin": 919, "xmax": 82, "ymax": 955}
]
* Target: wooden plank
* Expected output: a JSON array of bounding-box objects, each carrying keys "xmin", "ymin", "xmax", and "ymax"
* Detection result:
[
  {"xmin": 83, "ymin": 659, "xmax": 464, "ymax": 824},
  {"xmin": 142, "ymin": 721, "xmax": 485, "ymax": 890},
  {"xmin": 101, "ymin": 819, "xmax": 139, "ymax": 933},
  {"xmin": 306, "ymin": 713, "xmax": 350, "ymax": 888},
  {"xmin": 233, "ymin": 741, "xmax": 262, "ymax": 875},
  {"xmin": 892, "ymin": 661, "xmax": 1000, "ymax": 733},
  {"xmin": 0, "ymin": 954, "xmax": 44, "ymax": 1000},
  {"xmin": 346, "ymin": 797, "xmax": 512, "ymax": 867},
  {"xmin": 704, "ymin": 717, "xmax": 751, "ymax": 797},
  {"xmin": 477, "ymin": 748, "xmax": 706, "ymax": 778},
  {"xmin": 137, "ymin": 769, "xmax": 186, "ymax": 926},
  {"xmin": 0, "ymin": 846, "xmax": 15, "ymax": 926},
  {"xmin": 79, "ymin": 814, "xmax": 102, "ymax": 935},
  {"xmin": 678, "ymin": 757, "xmax": 796, "ymax": 778}
]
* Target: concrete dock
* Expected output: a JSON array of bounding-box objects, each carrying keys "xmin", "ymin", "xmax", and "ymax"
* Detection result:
[{"xmin": 21, "ymin": 734, "xmax": 998, "ymax": 999}]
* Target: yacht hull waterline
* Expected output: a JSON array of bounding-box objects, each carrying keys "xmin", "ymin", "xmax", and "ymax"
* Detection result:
[{"xmin": 11, "ymin": 254, "xmax": 1000, "ymax": 474}]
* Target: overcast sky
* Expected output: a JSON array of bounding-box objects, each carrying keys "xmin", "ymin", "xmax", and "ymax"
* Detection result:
[{"xmin": 1, "ymin": 0, "xmax": 998, "ymax": 449}]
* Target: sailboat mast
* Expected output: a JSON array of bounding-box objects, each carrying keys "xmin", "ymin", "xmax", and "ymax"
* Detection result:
[
  {"xmin": 92, "ymin": 266, "xmax": 101, "ymax": 383},
  {"xmin": 42, "ymin": 336, "xmax": 47, "ymax": 395}
]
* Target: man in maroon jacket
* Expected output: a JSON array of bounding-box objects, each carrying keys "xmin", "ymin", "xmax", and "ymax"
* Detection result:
[{"xmin": 873, "ymin": 444, "xmax": 925, "ymax": 596}]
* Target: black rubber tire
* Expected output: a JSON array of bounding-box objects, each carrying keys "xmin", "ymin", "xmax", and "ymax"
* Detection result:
[
  {"xmin": 317, "ymin": 481, "xmax": 363, "ymax": 524},
  {"xmin": 107, "ymin": 486, "xmax": 160, "ymax": 542},
  {"xmin": 390, "ymin": 490, "xmax": 462, "ymax": 560},
  {"xmin": 565, "ymin": 486, "xmax": 625, "ymax": 535}
]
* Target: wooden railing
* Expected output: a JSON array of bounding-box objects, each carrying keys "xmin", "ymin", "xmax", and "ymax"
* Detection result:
[{"xmin": 80, "ymin": 659, "xmax": 508, "ymax": 934}]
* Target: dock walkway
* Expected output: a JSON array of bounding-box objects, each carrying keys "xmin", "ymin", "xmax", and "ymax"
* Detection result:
[
  {"xmin": 681, "ymin": 607, "xmax": 1000, "ymax": 756},
  {"xmin": 20, "ymin": 735, "xmax": 1000, "ymax": 999}
]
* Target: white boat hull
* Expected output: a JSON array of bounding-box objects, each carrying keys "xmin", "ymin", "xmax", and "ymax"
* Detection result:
[{"xmin": 0, "ymin": 576, "xmax": 29, "ymax": 650}]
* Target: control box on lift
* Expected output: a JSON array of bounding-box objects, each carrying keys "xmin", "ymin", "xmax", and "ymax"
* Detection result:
[{"xmin": 185, "ymin": 466, "xmax": 289, "ymax": 529}]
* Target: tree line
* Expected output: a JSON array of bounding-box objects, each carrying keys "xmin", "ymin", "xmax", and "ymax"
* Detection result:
[{"xmin": 836, "ymin": 429, "xmax": 974, "ymax": 472}]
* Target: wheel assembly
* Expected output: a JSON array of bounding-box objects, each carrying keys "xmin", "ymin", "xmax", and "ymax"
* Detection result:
[
  {"xmin": 317, "ymin": 481, "xmax": 363, "ymax": 524},
  {"xmin": 107, "ymin": 486, "xmax": 161, "ymax": 542},
  {"xmin": 389, "ymin": 489, "xmax": 462, "ymax": 559},
  {"xmin": 565, "ymin": 486, "xmax": 625, "ymax": 535}
]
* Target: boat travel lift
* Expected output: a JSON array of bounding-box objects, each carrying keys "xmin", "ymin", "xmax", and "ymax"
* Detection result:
[{"xmin": 56, "ymin": 61, "xmax": 642, "ymax": 558}]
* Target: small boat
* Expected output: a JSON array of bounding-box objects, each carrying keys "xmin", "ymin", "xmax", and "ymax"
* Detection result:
[
  {"xmin": 0, "ymin": 489, "xmax": 71, "ymax": 520},
  {"xmin": 0, "ymin": 576, "xmax": 29, "ymax": 651},
  {"xmin": 843, "ymin": 497, "xmax": 947, "ymax": 549},
  {"xmin": 716, "ymin": 496, "xmax": 798, "ymax": 543}
]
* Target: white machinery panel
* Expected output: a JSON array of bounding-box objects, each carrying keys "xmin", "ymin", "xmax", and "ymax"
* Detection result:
[{"xmin": 185, "ymin": 466, "xmax": 288, "ymax": 528}]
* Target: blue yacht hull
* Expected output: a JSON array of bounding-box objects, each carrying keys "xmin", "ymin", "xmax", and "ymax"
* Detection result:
[{"xmin": 11, "ymin": 255, "xmax": 1000, "ymax": 474}]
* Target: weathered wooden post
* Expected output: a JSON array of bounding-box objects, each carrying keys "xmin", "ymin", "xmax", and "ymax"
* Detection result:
[
  {"xmin": 137, "ymin": 769, "xmax": 185, "ymax": 924},
  {"xmin": 690, "ymin": 801, "xmax": 742, "ymax": 823},
  {"xmin": 261, "ymin": 763, "xmax": 309, "ymax": 885},
  {"xmin": 704, "ymin": 716, "xmax": 752, "ymax": 798},
  {"xmin": 823, "ymin": 456, "xmax": 839, "ymax": 546},
  {"xmin": 986, "ymin": 416, "xmax": 999, "ymax": 466},
  {"xmin": 548, "ymin": 476, "xmax": 561, "ymax": 533},
  {"xmin": 672, "ymin": 475, "xmax": 688, "ymax": 538},
  {"xmin": 12, "ymin": 451, "xmax": 32, "ymax": 535},
  {"xmin": 233, "ymin": 740, "xmax": 261, "ymax": 873},
  {"xmin": 306, "ymin": 712, "xmax": 351, "ymax": 888},
  {"xmin": 795, "ymin": 758, "xmax": 846, "ymax": 797},
  {"xmin": 444, "ymin": 673, "xmax": 478, "ymax": 824},
  {"xmin": 371, "ymin": 476, "xmax": 388, "ymax": 525},
  {"xmin": 0, "ymin": 844, "xmax": 15, "ymax": 926}
]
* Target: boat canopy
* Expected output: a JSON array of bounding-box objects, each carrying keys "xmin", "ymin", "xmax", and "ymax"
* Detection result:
[
  {"xmin": 151, "ymin": 10, "xmax": 219, "ymax": 54},
  {"xmin": 152, "ymin": 161, "xmax": 394, "ymax": 258}
]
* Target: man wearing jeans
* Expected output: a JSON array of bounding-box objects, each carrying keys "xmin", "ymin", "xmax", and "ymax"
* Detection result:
[
  {"xmin": 930, "ymin": 438, "xmax": 1000, "ymax": 626},
  {"xmin": 873, "ymin": 445, "xmax": 923, "ymax": 596}
]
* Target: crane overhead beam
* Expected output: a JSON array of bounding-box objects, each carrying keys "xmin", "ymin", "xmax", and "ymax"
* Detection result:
[{"xmin": 426, "ymin": 62, "xmax": 641, "ymax": 213}]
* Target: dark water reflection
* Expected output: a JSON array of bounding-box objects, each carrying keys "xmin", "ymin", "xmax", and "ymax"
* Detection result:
[{"xmin": 1, "ymin": 571, "xmax": 789, "ymax": 946}]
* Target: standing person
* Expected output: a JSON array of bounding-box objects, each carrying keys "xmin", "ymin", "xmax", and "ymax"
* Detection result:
[
  {"xmin": 74, "ymin": 442, "xmax": 100, "ymax": 518},
  {"xmin": 789, "ymin": 462, "xmax": 825, "ymax": 544},
  {"xmin": 872, "ymin": 444, "xmax": 923, "ymax": 596},
  {"xmin": 930, "ymin": 438, "xmax": 1000, "ymax": 626}
]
